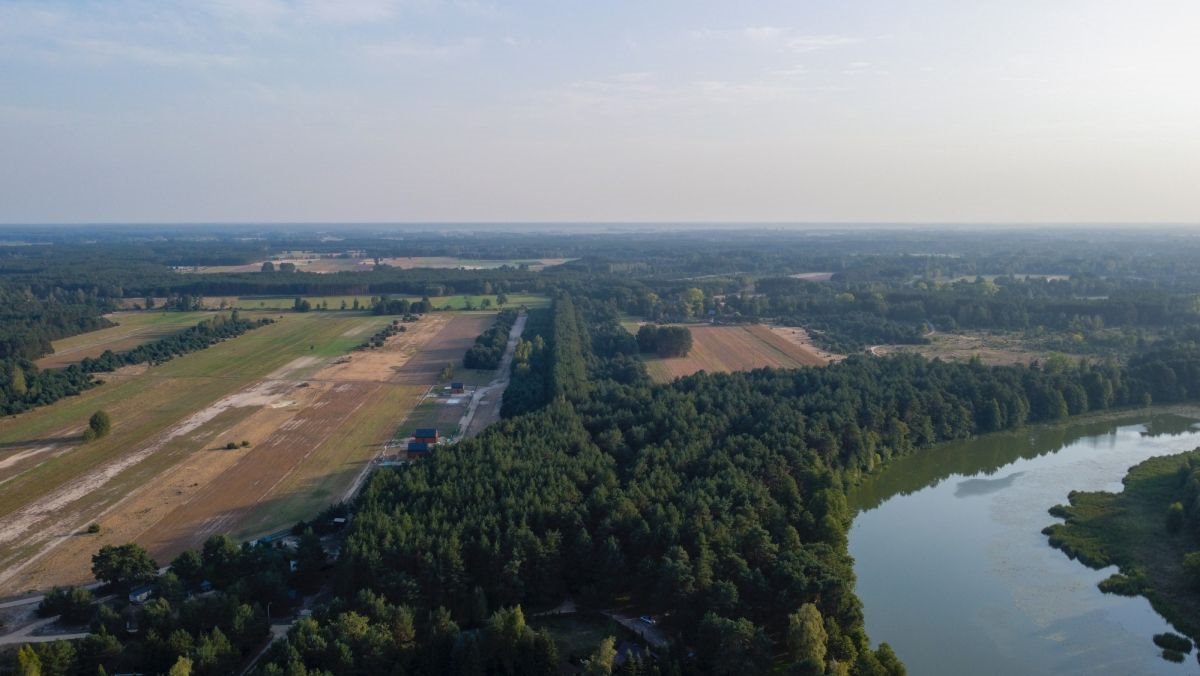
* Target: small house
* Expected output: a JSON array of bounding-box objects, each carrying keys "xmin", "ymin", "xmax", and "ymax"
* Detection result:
[
  {"xmin": 408, "ymin": 441, "xmax": 431, "ymax": 454},
  {"xmin": 128, "ymin": 585, "xmax": 153, "ymax": 605},
  {"xmin": 450, "ymin": 382, "xmax": 465, "ymax": 394},
  {"xmin": 413, "ymin": 428, "xmax": 439, "ymax": 444}
]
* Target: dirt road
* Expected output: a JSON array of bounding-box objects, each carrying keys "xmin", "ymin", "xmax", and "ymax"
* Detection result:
[{"xmin": 458, "ymin": 311, "xmax": 527, "ymax": 439}]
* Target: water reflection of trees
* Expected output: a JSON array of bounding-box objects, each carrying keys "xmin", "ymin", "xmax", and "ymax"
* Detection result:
[{"xmin": 849, "ymin": 413, "xmax": 1199, "ymax": 513}]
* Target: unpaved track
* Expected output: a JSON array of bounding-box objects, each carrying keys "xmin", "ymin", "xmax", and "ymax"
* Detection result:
[{"xmin": 459, "ymin": 311, "xmax": 526, "ymax": 439}]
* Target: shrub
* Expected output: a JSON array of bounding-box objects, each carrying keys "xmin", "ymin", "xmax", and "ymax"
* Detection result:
[
  {"xmin": 1162, "ymin": 649, "xmax": 1185, "ymax": 663},
  {"xmin": 1154, "ymin": 632, "xmax": 1193, "ymax": 653},
  {"xmin": 88, "ymin": 410, "xmax": 112, "ymax": 439},
  {"xmin": 1184, "ymin": 551, "xmax": 1200, "ymax": 589},
  {"xmin": 225, "ymin": 442, "xmax": 238, "ymax": 450},
  {"xmin": 1167, "ymin": 502, "xmax": 1185, "ymax": 534},
  {"xmin": 241, "ymin": 440, "xmax": 251, "ymax": 448},
  {"xmin": 86, "ymin": 523, "xmax": 100, "ymax": 534}
]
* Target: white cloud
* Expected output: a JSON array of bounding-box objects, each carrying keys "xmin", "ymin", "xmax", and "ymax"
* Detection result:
[
  {"xmin": 299, "ymin": 0, "xmax": 403, "ymax": 24},
  {"xmin": 363, "ymin": 37, "xmax": 482, "ymax": 60},
  {"xmin": 60, "ymin": 39, "xmax": 242, "ymax": 68},
  {"xmin": 692, "ymin": 26, "xmax": 859, "ymax": 53}
]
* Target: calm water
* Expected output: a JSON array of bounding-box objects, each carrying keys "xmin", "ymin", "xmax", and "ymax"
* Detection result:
[{"xmin": 848, "ymin": 413, "xmax": 1200, "ymax": 675}]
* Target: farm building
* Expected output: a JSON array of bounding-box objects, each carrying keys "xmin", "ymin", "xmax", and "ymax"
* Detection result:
[
  {"xmin": 408, "ymin": 441, "xmax": 432, "ymax": 454},
  {"xmin": 450, "ymin": 382, "xmax": 465, "ymax": 394},
  {"xmin": 413, "ymin": 428, "xmax": 439, "ymax": 444}
]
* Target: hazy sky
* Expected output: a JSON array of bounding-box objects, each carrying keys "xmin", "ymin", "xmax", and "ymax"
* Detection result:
[{"xmin": 2, "ymin": 1, "xmax": 1199, "ymax": 223}]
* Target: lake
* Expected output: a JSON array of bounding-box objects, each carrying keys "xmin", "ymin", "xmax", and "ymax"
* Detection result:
[{"xmin": 849, "ymin": 413, "xmax": 1200, "ymax": 675}]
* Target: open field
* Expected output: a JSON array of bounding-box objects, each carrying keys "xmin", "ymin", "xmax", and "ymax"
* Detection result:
[
  {"xmin": 35, "ymin": 312, "xmax": 214, "ymax": 368},
  {"xmin": 641, "ymin": 324, "xmax": 830, "ymax": 383},
  {"xmin": 0, "ymin": 311, "xmax": 495, "ymax": 594},
  {"xmin": 176, "ymin": 255, "xmax": 573, "ymax": 274},
  {"xmin": 873, "ymin": 331, "xmax": 1045, "ymax": 366}
]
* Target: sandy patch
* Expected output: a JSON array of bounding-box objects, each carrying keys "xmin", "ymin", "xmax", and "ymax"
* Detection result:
[
  {"xmin": 0, "ymin": 446, "xmax": 56, "ymax": 472},
  {"xmin": 0, "ymin": 377, "xmax": 297, "ymax": 589},
  {"xmin": 267, "ymin": 356, "xmax": 321, "ymax": 380},
  {"xmin": 313, "ymin": 314, "xmax": 451, "ymax": 383},
  {"xmin": 789, "ymin": 272, "xmax": 835, "ymax": 282},
  {"xmin": 1, "ymin": 383, "xmax": 333, "ymax": 589}
]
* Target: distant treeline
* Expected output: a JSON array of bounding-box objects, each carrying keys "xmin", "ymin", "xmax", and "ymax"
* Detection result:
[
  {"xmin": 372, "ymin": 296, "xmax": 434, "ymax": 316},
  {"xmin": 464, "ymin": 309, "xmax": 518, "ymax": 370}
]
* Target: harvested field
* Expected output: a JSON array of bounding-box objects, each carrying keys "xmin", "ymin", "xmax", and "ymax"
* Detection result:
[
  {"xmin": 35, "ymin": 311, "xmax": 213, "ymax": 368},
  {"xmin": 391, "ymin": 313, "xmax": 495, "ymax": 385},
  {"xmin": 643, "ymin": 324, "xmax": 829, "ymax": 383},
  {"xmin": 0, "ymin": 310, "xmax": 479, "ymax": 594}
]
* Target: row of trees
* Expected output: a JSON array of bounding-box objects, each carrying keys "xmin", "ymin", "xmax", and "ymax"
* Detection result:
[
  {"xmin": 0, "ymin": 313, "xmax": 269, "ymax": 417},
  {"xmin": 464, "ymin": 309, "xmax": 519, "ymax": 369}
]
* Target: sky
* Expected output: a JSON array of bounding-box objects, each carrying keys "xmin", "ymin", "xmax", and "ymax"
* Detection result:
[{"xmin": 1, "ymin": 0, "xmax": 1199, "ymax": 224}]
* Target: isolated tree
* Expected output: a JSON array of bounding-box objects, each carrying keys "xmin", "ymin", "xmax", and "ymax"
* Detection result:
[
  {"xmin": 787, "ymin": 603, "xmax": 828, "ymax": 667},
  {"xmin": 16, "ymin": 644, "xmax": 41, "ymax": 676},
  {"xmin": 168, "ymin": 656, "xmax": 193, "ymax": 676},
  {"xmin": 1166, "ymin": 502, "xmax": 1185, "ymax": 534},
  {"xmin": 89, "ymin": 410, "xmax": 112, "ymax": 439},
  {"xmin": 1184, "ymin": 551, "xmax": 1200, "ymax": 589},
  {"xmin": 261, "ymin": 261, "xmax": 275, "ymax": 273},
  {"xmin": 33, "ymin": 641, "xmax": 75, "ymax": 676},
  {"xmin": 10, "ymin": 364, "xmax": 28, "ymax": 396},
  {"xmin": 293, "ymin": 529, "xmax": 326, "ymax": 591},
  {"xmin": 91, "ymin": 543, "xmax": 157, "ymax": 591},
  {"xmin": 170, "ymin": 549, "xmax": 203, "ymax": 585},
  {"xmin": 584, "ymin": 636, "xmax": 616, "ymax": 676},
  {"xmin": 496, "ymin": 292, "xmax": 508, "ymax": 306}
]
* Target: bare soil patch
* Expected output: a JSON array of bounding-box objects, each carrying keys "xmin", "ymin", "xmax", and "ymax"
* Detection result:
[{"xmin": 645, "ymin": 324, "xmax": 830, "ymax": 383}]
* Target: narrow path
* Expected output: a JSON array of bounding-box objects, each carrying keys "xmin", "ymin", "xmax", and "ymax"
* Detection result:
[
  {"xmin": 455, "ymin": 310, "xmax": 527, "ymax": 441},
  {"xmin": 0, "ymin": 616, "xmax": 89, "ymax": 646},
  {"xmin": 601, "ymin": 611, "xmax": 669, "ymax": 649}
]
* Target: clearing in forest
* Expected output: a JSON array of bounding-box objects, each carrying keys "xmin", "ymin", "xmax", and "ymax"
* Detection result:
[
  {"xmin": 872, "ymin": 331, "xmax": 1045, "ymax": 366},
  {"xmin": 0, "ymin": 310, "xmax": 494, "ymax": 594},
  {"xmin": 642, "ymin": 324, "xmax": 829, "ymax": 383}
]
